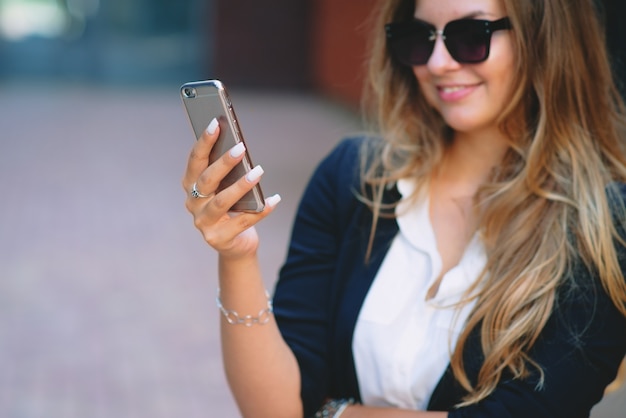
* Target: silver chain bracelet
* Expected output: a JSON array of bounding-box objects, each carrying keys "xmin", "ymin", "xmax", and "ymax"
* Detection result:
[
  {"xmin": 216, "ymin": 289, "xmax": 273, "ymax": 326},
  {"xmin": 314, "ymin": 398, "xmax": 355, "ymax": 418}
]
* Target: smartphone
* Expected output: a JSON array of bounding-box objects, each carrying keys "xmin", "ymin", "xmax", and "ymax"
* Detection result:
[{"xmin": 180, "ymin": 79, "xmax": 265, "ymax": 212}]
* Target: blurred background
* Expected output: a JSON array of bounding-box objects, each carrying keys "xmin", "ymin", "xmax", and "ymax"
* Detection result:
[
  {"xmin": 0, "ymin": 0, "xmax": 376, "ymax": 103},
  {"xmin": 0, "ymin": 0, "xmax": 624, "ymax": 417}
]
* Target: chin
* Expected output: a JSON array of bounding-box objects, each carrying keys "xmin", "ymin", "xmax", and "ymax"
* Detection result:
[
  {"xmin": 440, "ymin": 109, "xmax": 496, "ymax": 134},
  {"xmin": 442, "ymin": 117, "xmax": 481, "ymax": 133}
]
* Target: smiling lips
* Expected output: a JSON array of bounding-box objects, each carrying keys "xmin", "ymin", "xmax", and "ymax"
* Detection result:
[{"xmin": 436, "ymin": 83, "xmax": 480, "ymax": 101}]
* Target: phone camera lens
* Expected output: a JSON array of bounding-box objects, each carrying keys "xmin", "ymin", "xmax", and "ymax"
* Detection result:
[{"xmin": 183, "ymin": 87, "xmax": 196, "ymax": 98}]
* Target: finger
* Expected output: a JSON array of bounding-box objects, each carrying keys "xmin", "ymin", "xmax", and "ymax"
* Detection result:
[
  {"xmin": 221, "ymin": 194, "xmax": 282, "ymax": 244},
  {"xmin": 202, "ymin": 165, "xmax": 265, "ymax": 214},
  {"xmin": 184, "ymin": 141, "xmax": 248, "ymax": 205},
  {"xmin": 196, "ymin": 140, "xmax": 248, "ymax": 196},
  {"xmin": 183, "ymin": 118, "xmax": 220, "ymax": 189},
  {"xmin": 198, "ymin": 194, "xmax": 282, "ymax": 250}
]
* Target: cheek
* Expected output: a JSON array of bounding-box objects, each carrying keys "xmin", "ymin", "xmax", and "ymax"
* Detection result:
[
  {"xmin": 413, "ymin": 67, "xmax": 438, "ymax": 107},
  {"xmin": 490, "ymin": 61, "xmax": 516, "ymax": 106},
  {"xmin": 488, "ymin": 39, "xmax": 517, "ymax": 99},
  {"xmin": 412, "ymin": 66, "xmax": 428, "ymax": 88}
]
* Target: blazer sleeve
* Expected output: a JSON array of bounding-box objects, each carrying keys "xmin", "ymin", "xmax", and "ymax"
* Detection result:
[{"xmin": 272, "ymin": 137, "xmax": 365, "ymax": 417}]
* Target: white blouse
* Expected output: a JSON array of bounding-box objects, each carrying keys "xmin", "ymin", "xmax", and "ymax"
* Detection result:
[{"xmin": 352, "ymin": 179, "xmax": 487, "ymax": 410}]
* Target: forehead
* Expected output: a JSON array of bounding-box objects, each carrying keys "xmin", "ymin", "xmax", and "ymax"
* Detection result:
[{"xmin": 414, "ymin": 0, "xmax": 505, "ymax": 23}]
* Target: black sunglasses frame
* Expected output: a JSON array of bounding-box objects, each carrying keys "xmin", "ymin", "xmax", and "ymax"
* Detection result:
[{"xmin": 385, "ymin": 17, "xmax": 512, "ymax": 66}]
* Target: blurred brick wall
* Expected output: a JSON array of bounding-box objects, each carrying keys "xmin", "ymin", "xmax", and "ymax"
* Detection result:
[
  {"xmin": 213, "ymin": 0, "xmax": 377, "ymax": 107},
  {"xmin": 310, "ymin": 0, "xmax": 378, "ymax": 107},
  {"xmin": 213, "ymin": 0, "xmax": 313, "ymax": 90}
]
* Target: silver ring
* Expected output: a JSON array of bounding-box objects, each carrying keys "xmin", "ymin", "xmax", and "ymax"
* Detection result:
[{"xmin": 191, "ymin": 182, "xmax": 211, "ymax": 199}]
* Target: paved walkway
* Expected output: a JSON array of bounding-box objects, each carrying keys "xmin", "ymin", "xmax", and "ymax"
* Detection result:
[{"xmin": 0, "ymin": 82, "xmax": 623, "ymax": 417}]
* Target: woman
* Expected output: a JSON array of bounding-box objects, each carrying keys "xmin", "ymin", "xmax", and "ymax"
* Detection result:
[{"xmin": 183, "ymin": 0, "xmax": 626, "ymax": 416}]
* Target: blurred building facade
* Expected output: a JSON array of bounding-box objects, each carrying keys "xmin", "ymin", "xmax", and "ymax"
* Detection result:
[
  {"xmin": 0, "ymin": 0, "xmax": 375, "ymax": 106},
  {"xmin": 212, "ymin": 0, "xmax": 377, "ymax": 106},
  {"xmin": 0, "ymin": 0, "xmax": 206, "ymax": 84},
  {"xmin": 0, "ymin": 0, "xmax": 624, "ymax": 106}
]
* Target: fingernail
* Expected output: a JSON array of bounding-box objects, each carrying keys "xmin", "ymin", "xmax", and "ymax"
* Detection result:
[
  {"xmin": 266, "ymin": 194, "xmax": 281, "ymax": 208},
  {"xmin": 230, "ymin": 142, "xmax": 246, "ymax": 158},
  {"xmin": 206, "ymin": 118, "xmax": 219, "ymax": 135},
  {"xmin": 246, "ymin": 165, "xmax": 264, "ymax": 183}
]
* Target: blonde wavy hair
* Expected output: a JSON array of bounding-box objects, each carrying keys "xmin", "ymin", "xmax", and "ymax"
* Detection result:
[{"xmin": 360, "ymin": 0, "xmax": 626, "ymax": 405}]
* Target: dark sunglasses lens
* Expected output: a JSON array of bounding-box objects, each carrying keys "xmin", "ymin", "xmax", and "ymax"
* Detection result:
[
  {"xmin": 444, "ymin": 20, "xmax": 490, "ymax": 63},
  {"xmin": 387, "ymin": 22, "xmax": 433, "ymax": 65}
]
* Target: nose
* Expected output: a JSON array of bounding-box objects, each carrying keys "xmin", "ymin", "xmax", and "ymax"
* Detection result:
[{"xmin": 426, "ymin": 34, "xmax": 461, "ymax": 73}]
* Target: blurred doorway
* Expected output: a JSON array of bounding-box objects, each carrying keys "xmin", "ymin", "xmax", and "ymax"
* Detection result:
[{"xmin": 0, "ymin": 0, "xmax": 207, "ymax": 84}]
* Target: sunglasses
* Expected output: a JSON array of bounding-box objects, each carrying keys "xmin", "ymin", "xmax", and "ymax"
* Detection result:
[{"xmin": 385, "ymin": 17, "xmax": 512, "ymax": 66}]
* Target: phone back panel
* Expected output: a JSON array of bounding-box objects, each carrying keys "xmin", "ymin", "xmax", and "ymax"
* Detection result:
[{"xmin": 180, "ymin": 80, "xmax": 264, "ymax": 212}]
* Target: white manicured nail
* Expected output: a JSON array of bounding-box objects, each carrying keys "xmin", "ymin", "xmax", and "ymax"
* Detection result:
[
  {"xmin": 266, "ymin": 194, "xmax": 282, "ymax": 208},
  {"xmin": 246, "ymin": 165, "xmax": 264, "ymax": 183},
  {"xmin": 206, "ymin": 118, "xmax": 219, "ymax": 135},
  {"xmin": 229, "ymin": 142, "xmax": 246, "ymax": 158}
]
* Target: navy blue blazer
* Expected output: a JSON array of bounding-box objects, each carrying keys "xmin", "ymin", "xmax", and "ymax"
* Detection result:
[{"xmin": 273, "ymin": 137, "xmax": 626, "ymax": 417}]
